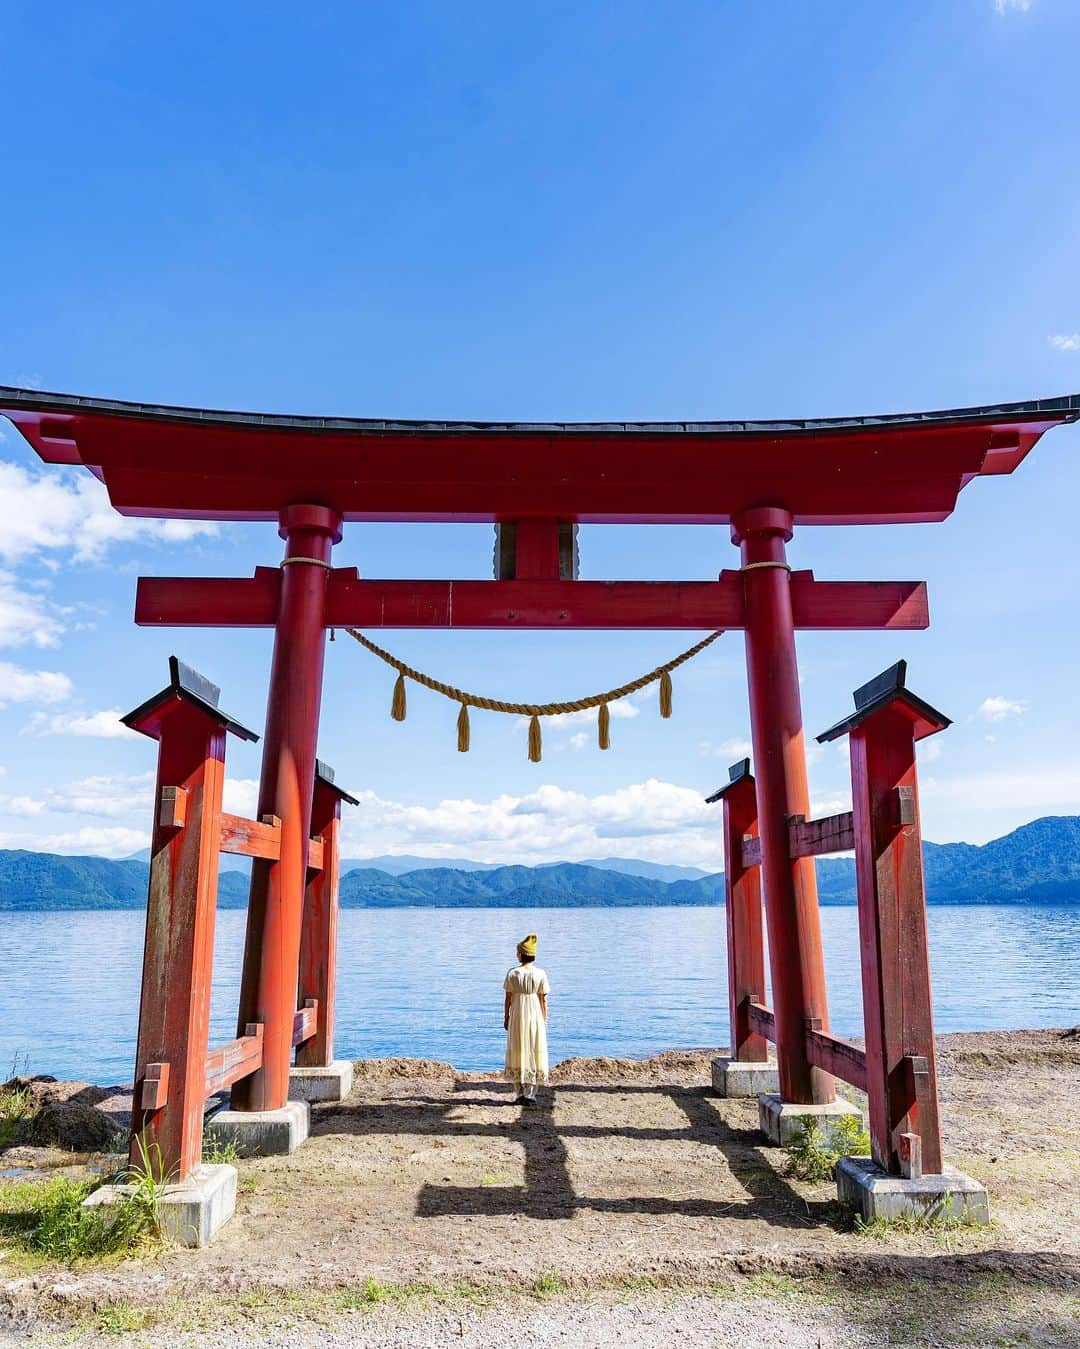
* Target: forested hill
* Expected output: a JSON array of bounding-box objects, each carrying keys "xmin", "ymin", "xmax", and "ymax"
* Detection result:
[{"xmin": 3, "ymin": 816, "xmax": 1080, "ymax": 909}]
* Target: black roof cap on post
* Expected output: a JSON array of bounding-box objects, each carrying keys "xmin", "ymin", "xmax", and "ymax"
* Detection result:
[
  {"xmin": 122, "ymin": 656, "xmax": 259, "ymax": 741},
  {"xmin": 817, "ymin": 660, "xmax": 950, "ymax": 744},
  {"xmin": 705, "ymin": 757, "xmax": 753, "ymax": 804},
  {"xmin": 315, "ymin": 759, "xmax": 360, "ymax": 806}
]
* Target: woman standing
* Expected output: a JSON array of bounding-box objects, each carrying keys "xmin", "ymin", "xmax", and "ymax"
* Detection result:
[{"xmin": 503, "ymin": 933, "xmax": 549, "ymax": 1106}]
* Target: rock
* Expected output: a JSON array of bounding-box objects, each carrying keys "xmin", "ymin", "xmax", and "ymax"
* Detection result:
[{"xmin": 32, "ymin": 1099, "xmax": 117, "ymax": 1152}]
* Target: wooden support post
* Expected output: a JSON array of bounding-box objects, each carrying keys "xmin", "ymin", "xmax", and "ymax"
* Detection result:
[
  {"xmin": 708, "ymin": 761, "xmax": 768, "ymax": 1062},
  {"xmin": 819, "ymin": 661, "xmax": 949, "ymax": 1176},
  {"xmin": 296, "ymin": 762, "xmax": 357, "ymax": 1068},
  {"xmin": 733, "ymin": 507, "xmax": 833, "ymax": 1105},
  {"xmin": 122, "ymin": 659, "xmax": 257, "ymax": 1180},
  {"xmin": 233, "ymin": 506, "xmax": 343, "ymax": 1112}
]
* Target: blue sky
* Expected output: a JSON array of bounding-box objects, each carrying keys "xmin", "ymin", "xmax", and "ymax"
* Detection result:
[{"xmin": 2, "ymin": 0, "xmax": 1079, "ymax": 867}]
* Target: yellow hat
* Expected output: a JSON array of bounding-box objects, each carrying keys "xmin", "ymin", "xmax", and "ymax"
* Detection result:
[{"xmin": 518, "ymin": 933, "xmax": 538, "ymax": 958}]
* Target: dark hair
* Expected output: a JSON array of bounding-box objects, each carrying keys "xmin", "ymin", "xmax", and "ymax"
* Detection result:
[{"xmin": 519, "ymin": 953, "xmax": 535, "ymax": 964}]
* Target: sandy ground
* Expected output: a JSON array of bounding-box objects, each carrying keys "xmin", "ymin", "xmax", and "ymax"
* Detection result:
[{"xmin": 1, "ymin": 1028, "xmax": 1077, "ymax": 1345}]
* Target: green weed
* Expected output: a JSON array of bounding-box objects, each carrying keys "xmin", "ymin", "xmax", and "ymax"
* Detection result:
[
  {"xmin": 856, "ymin": 1207, "xmax": 990, "ymax": 1247},
  {"xmin": 531, "ymin": 1269, "xmax": 567, "ymax": 1296},
  {"xmin": 0, "ymin": 1081, "xmax": 39, "ymax": 1148},
  {"xmin": 783, "ymin": 1114, "xmax": 870, "ymax": 1183},
  {"xmin": 202, "ymin": 1134, "xmax": 241, "ymax": 1166},
  {"xmin": 95, "ymin": 1302, "xmax": 157, "ymax": 1334}
]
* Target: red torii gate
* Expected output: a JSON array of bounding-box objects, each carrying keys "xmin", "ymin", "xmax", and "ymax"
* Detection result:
[{"xmin": 2, "ymin": 386, "xmax": 1076, "ymax": 1237}]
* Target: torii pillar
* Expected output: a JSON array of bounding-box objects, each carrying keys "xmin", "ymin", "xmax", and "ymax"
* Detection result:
[
  {"xmin": 733, "ymin": 507, "xmax": 834, "ymax": 1106},
  {"xmin": 229, "ymin": 505, "xmax": 343, "ymax": 1134}
]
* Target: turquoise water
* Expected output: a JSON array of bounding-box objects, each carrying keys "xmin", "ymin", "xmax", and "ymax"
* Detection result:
[{"xmin": 2, "ymin": 905, "xmax": 1076, "ymax": 1085}]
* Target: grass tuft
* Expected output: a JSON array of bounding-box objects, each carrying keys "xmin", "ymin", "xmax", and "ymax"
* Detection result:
[
  {"xmin": 0, "ymin": 1081, "xmax": 39, "ymax": 1149},
  {"xmin": 783, "ymin": 1114, "xmax": 870, "ymax": 1183},
  {"xmin": 855, "ymin": 1207, "xmax": 990, "ymax": 1247},
  {"xmin": 531, "ymin": 1269, "xmax": 567, "ymax": 1297},
  {"xmin": 202, "ymin": 1134, "xmax": 241, "ymax": 1167}
]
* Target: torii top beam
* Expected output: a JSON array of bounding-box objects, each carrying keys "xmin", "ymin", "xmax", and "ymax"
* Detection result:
[{"xmin": 2, "ymin": 387, "xmax": 1077, "ymax": 526}]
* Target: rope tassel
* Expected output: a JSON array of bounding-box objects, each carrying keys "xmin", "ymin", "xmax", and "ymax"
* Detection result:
[
  {"xmin": 598, "ymin": 701, "xmax": 610, "ymax": 750},
  {"xmin": 659, "ymin": 669, "xmax": 673, "ymax": 718},
  {"xmin": 528, "ymin": 715, "xmax": 542, "ymax": 763},
  {"xmin": 457, "ymin": 702, "xmax": 471, "ymax": 753},
  {"xmin": 391, "ymin": 672, "xmax": 407, "ymax": 722}
]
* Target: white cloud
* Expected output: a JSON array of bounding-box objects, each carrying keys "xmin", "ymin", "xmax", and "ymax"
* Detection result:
[
  {"xmin": 0, "ymin": 461, "xmax": 218, "ymax": 566},
  {"xmin": 0, "ymin": 662, "xmax": 73, "ymax": 707},
  {"xmin": 338, "ymin": 777, "xmax": 726, "ymax": 869},
  {"xmin": 1049, "ymin": 333, "xmax": 1080, "ymax": 352},
  {"xmin": 223, "ymin": 778, "xmax": 259, "ymax": 817},
  {"xmin": 0, "ymin": 824, "xmax": 149, "ymax": 857},
  {"xmin": 568, "ymin": 732, "xmax": 589, "ymax": 751},
  {"xmin": 0, "ymin": 570, "xmax": 65, "ymax": 648},
  {"xmin": 28, "ymin": 708, "xmax": 138, "ymax": 739},
  {"xmin": 0, "ymin": 794, "xmax": 48, "ymax": 816},
  {"xmin": 977, "ymin": 695, "xmax": 1026, "ymax": 723},
  {"xmin": 49, "ymin": 771, "xmax": 155, "ymax": 820},
  {"xmin": 995, "ymin": 0, "xmax": 1033, "ymax": 12}
]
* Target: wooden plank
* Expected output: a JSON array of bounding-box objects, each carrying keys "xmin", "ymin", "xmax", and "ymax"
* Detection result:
[
  {"xmin": 805, "ymin": 1026, "xmax": 868, "ymax": 1093},
  {"xmin": 741, "ymin": 834, "xmax": 762, "ymax": 868},
  {"xmin": 158, "ymin": 786, "xmax": 188, "ymax": 830},
  {"xmin": 291, "ymin": 999, "xmax": 318, "ymax": 1048},
  {"xmin": 127, "ymin": 702, "xmax": 226, "ymax": 1181},
  {"xmin": 307, "ymin": 836, "xmax": 325, "ymax": 874},
  {"xmin": 137, "ymin": 1062, "xmax": 170, "ymax": 1112},
  {"xmin": 849, "ymin": 704, "xmax": 945, "ymax": 1175},
  {"xmin": 788, "ymin": 811, "xmax": 855, "ymax": 858},
  {"xmin": 720, "ymin": 774, "xmax": 768, "ymax": 1063},
  {"xmin": 747, "ymin": 1001, "xmax": 776, "ymax": 1043},
  {"xmin": 205, "ymin": 1024, "xmax": 264, "ymax": 1096},
  {"xmin": 136, "ymin": 575, "xmax": 930, "ymax": 632},
  {"xmin": 219, "ymin": 812, "xmax": 281, "ymax": 860}
]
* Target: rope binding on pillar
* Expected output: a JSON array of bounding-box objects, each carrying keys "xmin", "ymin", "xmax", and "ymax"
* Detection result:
[{"xmin": 340, "ymin": 628, "xmax": 724, "ymax": 762}]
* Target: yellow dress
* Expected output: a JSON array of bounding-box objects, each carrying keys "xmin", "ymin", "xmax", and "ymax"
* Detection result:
[{"xmin": 503, "ymin": 964, "xmax": 550, "ymax": 1086}]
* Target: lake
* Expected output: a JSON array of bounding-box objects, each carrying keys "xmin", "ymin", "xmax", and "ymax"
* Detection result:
[{"xmin": 2, "ymin": 905, "xmax": 1076, "ymax": 1085}]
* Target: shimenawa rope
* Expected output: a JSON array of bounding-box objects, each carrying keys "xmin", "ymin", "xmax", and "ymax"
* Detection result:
[{"xmin": 341, "ymin": 627, "xmax": 723, "ymax": 762}]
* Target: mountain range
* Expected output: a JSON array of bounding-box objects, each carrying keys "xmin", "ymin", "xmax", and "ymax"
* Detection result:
[{"xmin": 3, "ymin": 816, "xmax": 1080, "ymax": 910}]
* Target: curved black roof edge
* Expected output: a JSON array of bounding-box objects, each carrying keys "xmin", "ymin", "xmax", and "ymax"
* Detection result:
[{"xmin": 1, "ymin": 386, "xmax": 1078, "ymax": 437}]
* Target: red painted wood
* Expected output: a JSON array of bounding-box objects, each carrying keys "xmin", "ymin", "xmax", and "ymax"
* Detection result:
[
  {"xmin": 735, "ymin": 507, "xmax": 834, "ymax": 1106},
  {"xmin": 805, "ymin": 1027, "xmax": 868, "ymax": 1093},
  {"xmin": 7, "ymin": 398, "xmax": 1069, "ymax": 524},
  {"xmin": 138, "ymin": 1063, "xmax": 170, "ymax": 1113},
  {"xmin": 788, "ymin": 811, "xmax": 855, "ymax": 858},
  {"xmin": 291, "ymin": 1000, "xmax": 318, "ymax": 1048},
  {"xmin": 296, "ymin": 781, "xmax": 343, "ymax": 1068},
  {"xmin": 720, "ymin": 774, "xmax": 768, "ymax": 1062},
  {"xmin": 849, "ymin": 704, "xmax": 945, "ymax": 1175},
  {"xmin": 747, "ymin": 1002, "xmax": 776, "ymax": 1042},
  {"xmin": 135, "ymin": 573, "xmax": 930, "ymax": 632},
  {"xmin": 205, "ymin": 1024, "xmax": 264, "ymax": 1096},
  {"xmin": 128, "ymin": 698, "xmax": 225, "ymax": 1180},
  {"xmin": 306, "ymin": 836, "xmax": 325, "ymax": 874},
  {"xmin": 218, "ymin": 812, "xmax": 281, "ymax": 860},
  {"xmin": 232, "ymin": 506, "xmax": 342, "ymax": 1112},
  {"xmin": 513, "ymin": 520, "xmax": 562, "ymax": 580}
]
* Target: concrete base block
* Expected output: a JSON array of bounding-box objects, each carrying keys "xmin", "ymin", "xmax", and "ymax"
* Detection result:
[
  {"xmin": 83, "ymin": 1164, "xmax": 236, "ymax": 1248},
  {"xmin": 205, "ymin": 1100, "xmax": 309, "ymax": 1157},
  {"xmin": 758, "ymin": 1093, "xmax": 863, "ymax": 1147},
  {"xmin": 711, "ymin": 1057, "xmax": 779, "ymax": 1098},
  {"xmin": 837, "ymin": 1156, "xmax": 990, "ymax": 1224},
  {"xmin": 289, "ymin": 1060, "xmax": 354, "ymax": 1104}
]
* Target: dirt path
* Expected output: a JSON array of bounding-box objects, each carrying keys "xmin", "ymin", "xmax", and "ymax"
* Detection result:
[{"xmin": 1, "ymin": 1029, "xmax": 1077, "ymax": 1343}]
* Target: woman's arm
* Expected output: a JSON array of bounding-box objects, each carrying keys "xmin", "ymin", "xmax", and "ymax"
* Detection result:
[
  {"xmin": 538, "ymin": 990, "xmax": 548, "ymax": 1022},
  {"xmin": 504, "ymin": 990, "xmax": 512, "ymax": 1030}
]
